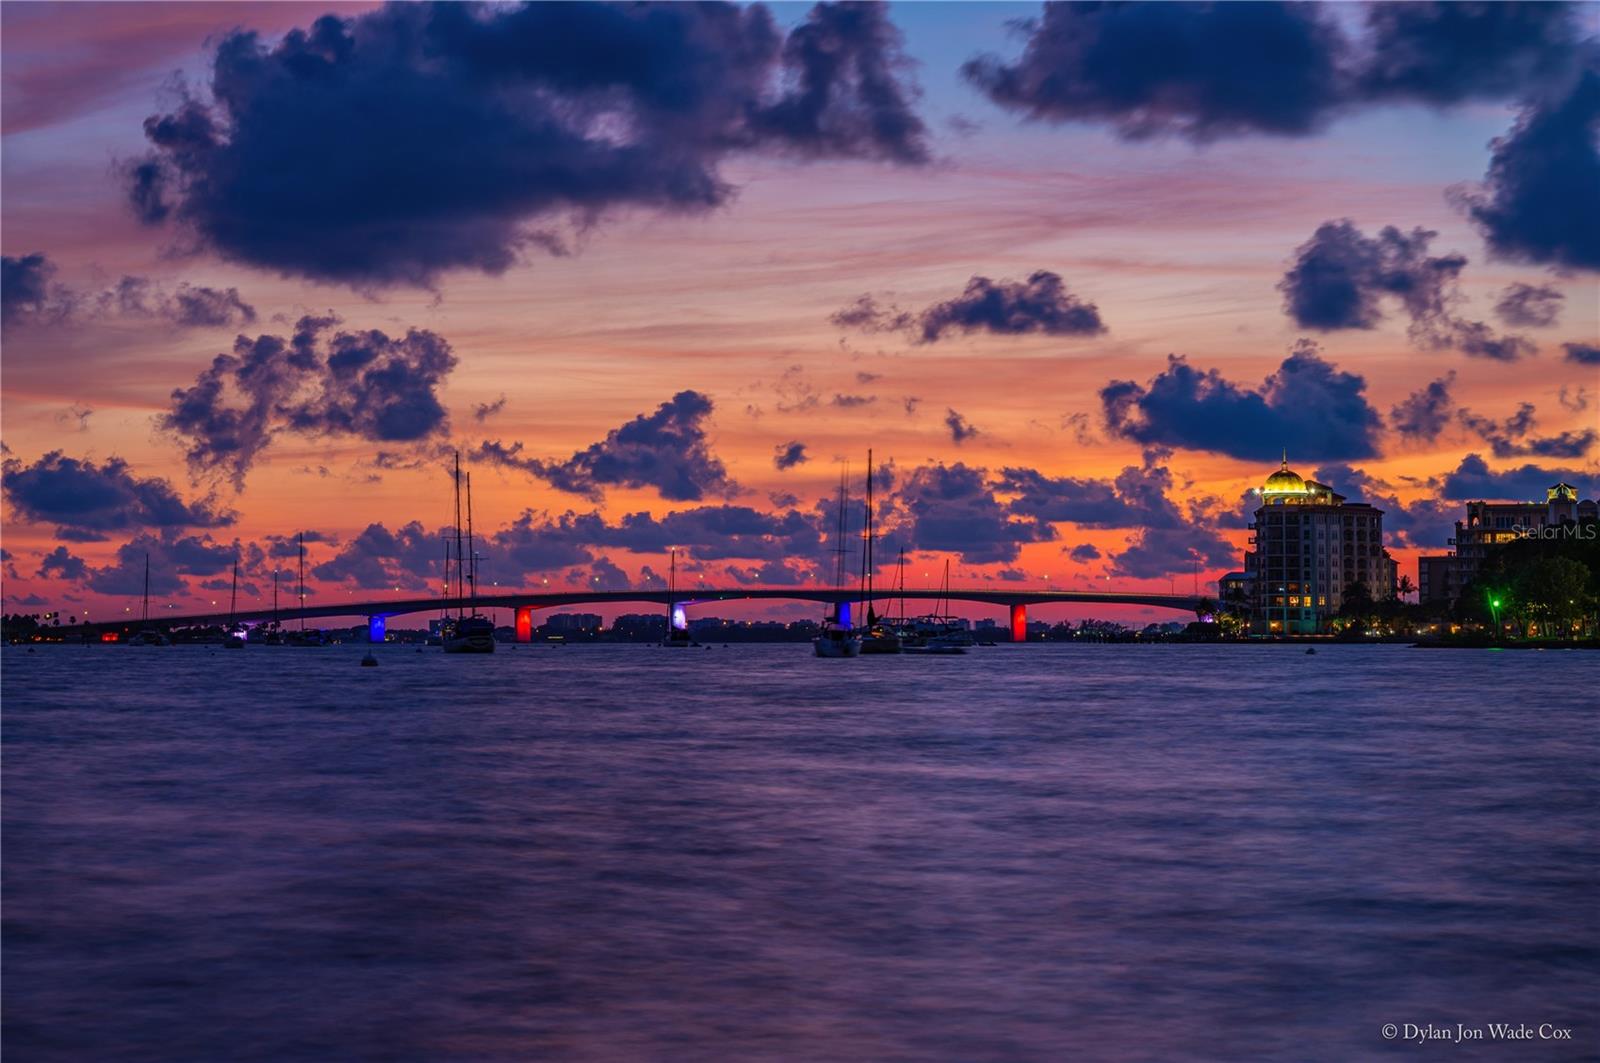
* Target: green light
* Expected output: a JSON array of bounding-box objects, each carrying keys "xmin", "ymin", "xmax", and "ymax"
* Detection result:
[{"xmin": 1491, "ymin": 598, "xmax": 1501, "ymax": 608}]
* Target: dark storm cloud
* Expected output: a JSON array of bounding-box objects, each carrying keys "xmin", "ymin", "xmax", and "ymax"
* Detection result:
[
  {"xmin": 1357, "ymin": 2, "xmax": 1591, "ymax": 106},
  {"xmin": 125, "ymin": 1, "xmax": 928, "ymax": 289},
  {"xmin": 1389, "ymin": 372, "xmax": 1456, "ymax": 441},
  {"xmin": 999, "ymin": 454, "xmax": 1234, "ymax": 578},
  {"xmin": 590, "ymin": 505, "xmax": 823, "ymax": 562},
  {"xmin": 916, "ymin": 272, "xmax": 1106, "ymax": 342},
  {"xmin": 961, "ymin": 2, "xmax": 1350, "ymax": 142},
  {"xmin": 1108, "ymin": 526, "xmax": 1237, "ymax": 580},
  {"xmin": 773, "ymin": 441, "xmax": 809, "ymax": 470},
  {"xmin": 1, "ymin": 451, "xmax": 235, "ymax": 541},
  {"xmin": 893, "ymin": 463, "xmax": 1052, "ymax": 565},
  {"xmin": 84, "ymin": 532, "xmax": 239, "ymax": 596},
  {"xmin": 304, "ymin": 502, "xmax": 827, "ymax": 590},
  {"xmin": 3, "ymin": 256, "xmax": 256, "ymax": 330},
  {"xmin": 1100, "ymin": 343, "xmax": 1381, "ymax": 461},
  {"xmin": 1068, "ymin": 543, "xmax": 1101, "ymax": 562},
  {"xmin": 1439, "ymin": 454, "xmax": 1592, "ymax": 500},
  {"xmin": 1000, "ymin": 456, "xmax": 1187, "ymax": 530},
  {"xmin": 474, "ymin": 390, "xmax": 734, "ymax": 502},
  {"xmin": 1494, "ymin": 282, "xmax": 1565, "ymax": 328},
  {"xmin": 36, "ymin": 546, "xmax": 88, "ymax": 581},
  {"xmin": 264, "ymin": 530, "xmax": 335, "ymax": 559},
  {"xmin": 1311, "ymin": 463, "xmax": 1455, "ymax": 549},
  {"xmin": 312, "ymin": 521, "xmax": 443, "ymax": 591},
  {"xmin": 170, "ymin": 285, "xmax": 255, "ymax": 328},
  {"xmin": 1279, "ymin": 221, "xmax": 1464, "ymax": 330},
  {"xmin": 833, "ymin": 271, "xmax": 1105, "ymax": 343},
  {"xmin": 1278, "ymin": 220, "xmax": 1534, "ymax": 359},
  {"xmin": 1458, "ymin": 404, "xmax": 1597, "ymax": 459},
  {"xmin": 1, "ymin": 253, "xmax": 65, "ymax": 324},
  {"xmin": 963, "ymin": 3, "xmax": 1591, "ymax": 143},
  {"xmin": 944, "ymin": 408, "xmax": 979, "ymax": 444},
  {"xmin": 1565, "ymin": 342, "xmax": 1600, "ymax": 365},
  {"xmin": 1453, "ymin": 66, "xmax": 1600, "ymax": 273},
  {"xmin": 161, "ymin": 315, "xmax": 457, "ymax": 486}
]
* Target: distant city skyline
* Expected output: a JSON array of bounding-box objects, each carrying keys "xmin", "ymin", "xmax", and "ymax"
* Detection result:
[{"xmin": 4, "ymin": 1, "xmax": 1597, "ymax": 626}]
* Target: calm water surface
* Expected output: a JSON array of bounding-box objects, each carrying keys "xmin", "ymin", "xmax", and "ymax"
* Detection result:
[{"xmin": 3, "ymin": 643, "xmax": 1596, "ymax": 1061}]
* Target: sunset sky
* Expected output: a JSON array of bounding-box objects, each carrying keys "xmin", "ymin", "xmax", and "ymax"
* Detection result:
[{"xmin": 3, "ymin": 0, "xmax": 1597, "ymax": 626}]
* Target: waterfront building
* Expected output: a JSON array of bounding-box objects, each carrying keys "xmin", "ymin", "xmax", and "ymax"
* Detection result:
[
  {"xmin": 1416, "ymin": 483, "xmax": 1599, "ymax": 604},
  {"xmin": 1244, "ymin": 456, "xmax": 1393, "ymax": 635}
]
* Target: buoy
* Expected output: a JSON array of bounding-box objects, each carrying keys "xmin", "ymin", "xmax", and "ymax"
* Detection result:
[
  {"xmin": 361, "ymin": 652, "xmax": 378, "ymax": 667},
  {"xmin": 1305, "ymin": 647, "xmax": 1317, "ymax": 655}
]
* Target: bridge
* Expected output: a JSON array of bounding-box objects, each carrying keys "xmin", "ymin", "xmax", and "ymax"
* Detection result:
[{"xmin": 93, "ymin": 588, "xmax": 1208, "ymax": 643}]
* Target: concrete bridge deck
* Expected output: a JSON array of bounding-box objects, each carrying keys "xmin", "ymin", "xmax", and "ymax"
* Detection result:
[{"xmin": 88, "ymin": 587, "xmax": 1208, "ymax": 643}]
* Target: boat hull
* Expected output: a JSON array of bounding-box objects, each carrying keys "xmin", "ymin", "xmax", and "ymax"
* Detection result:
[
  {"xmin": 813, "ymin": 635, "xmax": 862, "ymax": 658},
  {"xmin": 443, "ymin": 636, "xmax": 496, "ymax": 654}
]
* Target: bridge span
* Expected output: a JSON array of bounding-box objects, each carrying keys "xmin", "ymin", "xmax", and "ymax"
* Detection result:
[{"xmin": 111, "ymin": 588, "xmax": 1207, "ymax": 644}]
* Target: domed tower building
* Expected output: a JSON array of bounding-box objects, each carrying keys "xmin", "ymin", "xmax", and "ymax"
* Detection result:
[{"xmin": 1246, "ymin": 453, "xmax": 1393, "ymax": 635}]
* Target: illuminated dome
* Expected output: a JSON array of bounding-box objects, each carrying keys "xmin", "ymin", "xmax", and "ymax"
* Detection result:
[{"xmin": 1262, "ymin": 454, "xmax": 1307, "ymax": 495}]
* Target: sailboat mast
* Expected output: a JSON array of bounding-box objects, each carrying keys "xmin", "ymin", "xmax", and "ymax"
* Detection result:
[
  {"xmin": 452, "ymin": 452, "xmax": 465, "ymax": 620},
  {"xmin": 898, "ymin": 548, "xmax": 906, "ymax": 622},
  {"xmin": 229, "ymin": 559, "xmax": 238, "ymax": 627},
  {"xmin": 298, "ymin": 532, "xmax": 306, "ymax": 631},
  {"xmin": 142, "ymin": 553, "xmax": 150, "ymax": 623},
  {"xmin": 864, "ymin": 449, "xmax": 874, "ymax": 622},
  {"xmin": 667, "ymin": 548, "xmax": 676, "ymax": 630},
  {"xmin": 831, "ymin": 464, "xmax": 850, "ymax": 622},
  {"xmin": 272, "ymin": 570, "xmax": 279, "ymax": 628},
  {"xmin": 465, "ymin": 468, "xmax": 478, "ymax": 611}
]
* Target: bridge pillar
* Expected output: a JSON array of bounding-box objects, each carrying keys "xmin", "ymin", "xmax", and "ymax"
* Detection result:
[
  {"xmin": 836, "ymin": 600, "xmax": 851, "ymax": 629},
  {"xmin": 367, "ymin": 615, "xmax": 386, "ymax": 644},
  {"xmin": 671, "ymin": 604, "xmax": 689, "ymax": 632},
  {"xmin": 1010, "ymin": 603, "xmax": 1026, "ymax": 643},
  {"xmin": 515, "ymin": 606, "xmax": 534, "ymax": 643}
]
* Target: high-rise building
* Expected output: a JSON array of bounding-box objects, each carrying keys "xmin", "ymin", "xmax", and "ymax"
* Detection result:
[
  {"xmin": 1416, "ymin": 483, "xmax": 1599, "ymax": 604},
  {"xmin": 1244, "ymin": 455, "xmax": 1392, "ymax": 635}
]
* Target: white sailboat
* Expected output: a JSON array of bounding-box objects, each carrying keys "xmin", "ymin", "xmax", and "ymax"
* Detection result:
[
  {"xmin": 223, "ymin": 560, "xmax": 246, "ymax": 648},
  {"xmin": 660, "ymin": 548, "xmax": 700, "ymax": 648}
]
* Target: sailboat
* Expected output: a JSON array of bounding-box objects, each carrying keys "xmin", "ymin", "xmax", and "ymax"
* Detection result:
[
  {"xmin": 126, "ymin": 553, "xmax": 171, "ymax": 645},
  {"xmin": 442, "ymin": 453, "xmax": 495, "ymax": 654},
  {"xmin": 902, "ymin": 559, "xmax": 970, "ymax": 655},
  {"xmin": 814, "ymin": 465, "xmax": 862, "ymax": 658},
  {"xmin": 858, "ymin": 449, "xmax": 900, "ymax": 654},
  {"xmin": 256, "ymin": 570, "xmax": 286, "ymax": 644},
  {"xmin": 286, "ymin": 532, "xmax": 326, "ymax": 645},
  {"xmin": 223, "ymin": 560, "xmax": 246, "ymax": 648},
  {"xmin": 660, "ymin": 548, "xmax": 700, "ymax": 648}
]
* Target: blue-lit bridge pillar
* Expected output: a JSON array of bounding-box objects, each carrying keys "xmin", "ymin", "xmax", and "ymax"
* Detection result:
[
  {"xmin": 367, "ymin": 615, "xmax": 387, "ymax": 644},
  {"xmin": 836, "ymin": 600, "xmax": 851, "ymax": 629}
]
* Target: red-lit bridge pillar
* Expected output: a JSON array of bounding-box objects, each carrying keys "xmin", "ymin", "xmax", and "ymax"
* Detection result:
[
  {"xmin": 515, "ymin": 605, "xmax": 535, "ymax": 643},
  {"xmin": 1010, "ymin": 603, "xmax": 1027, "ymax": 643}
]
